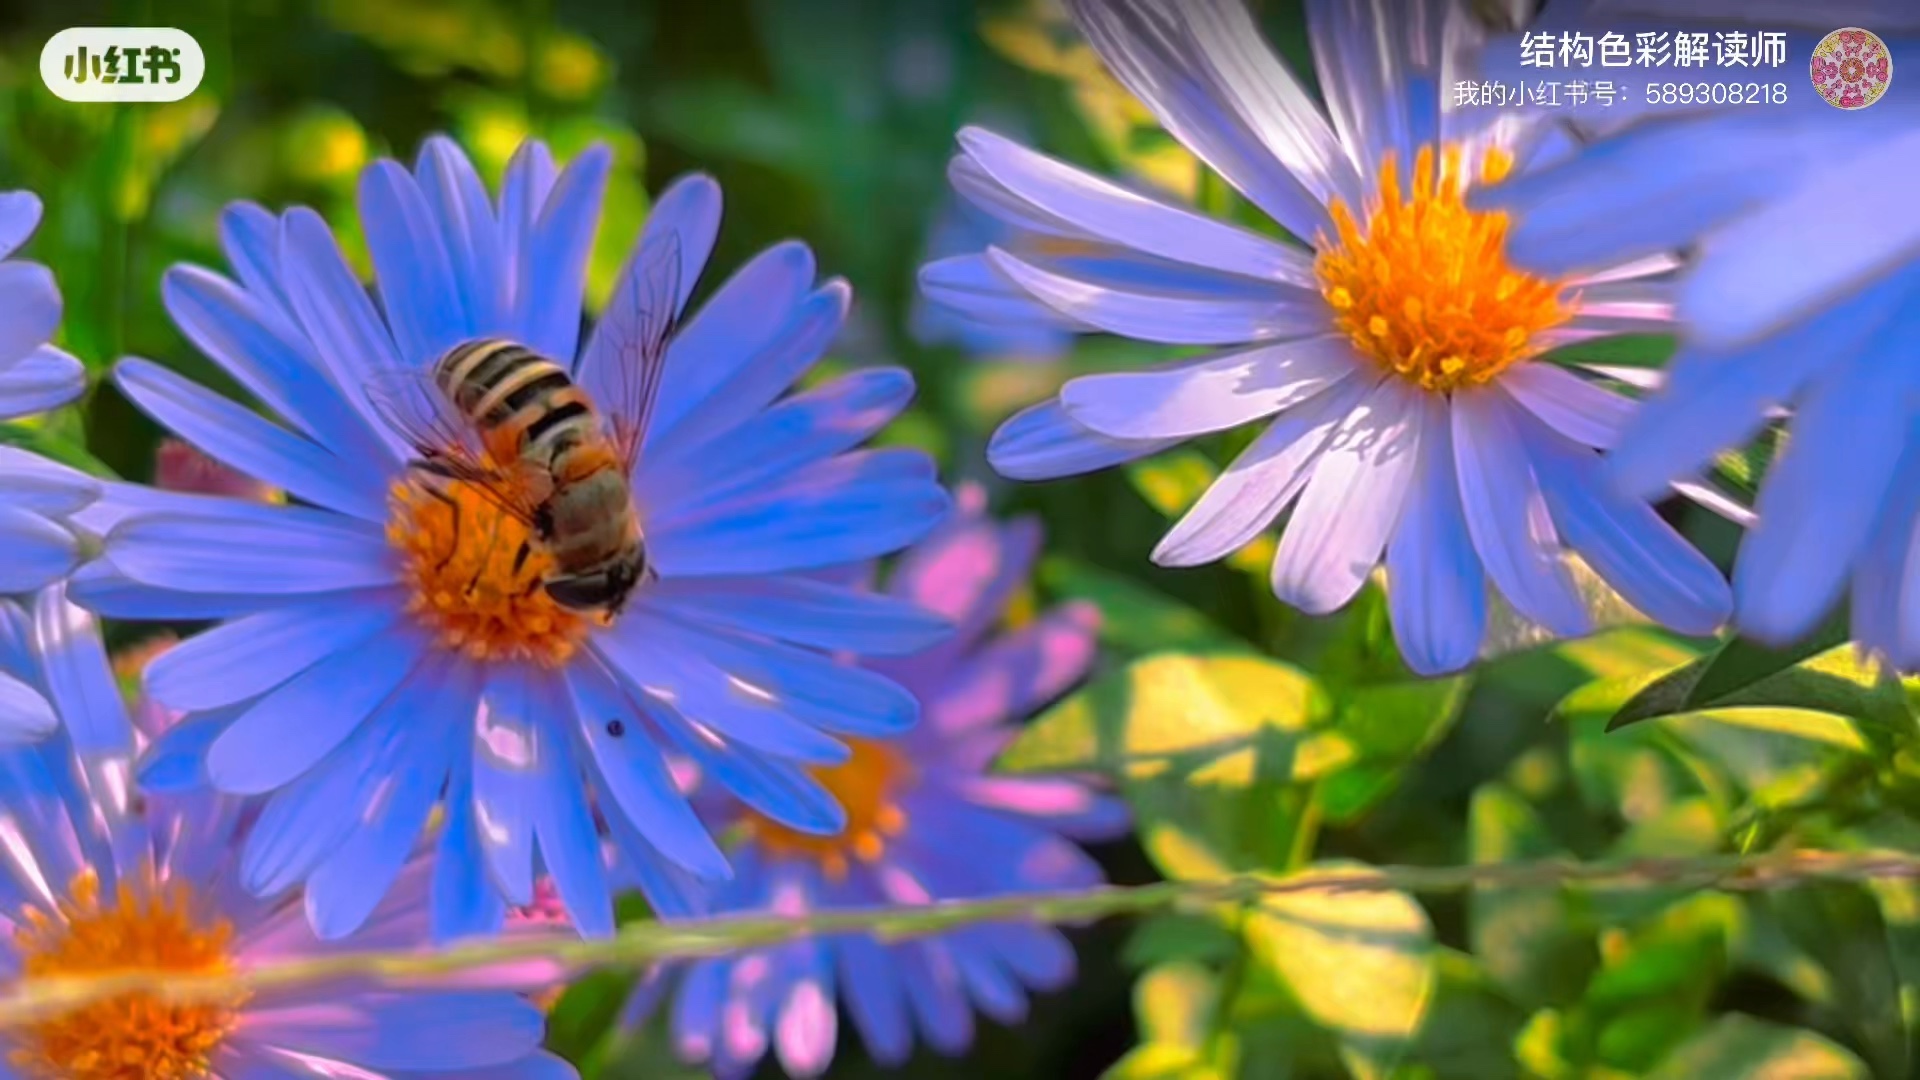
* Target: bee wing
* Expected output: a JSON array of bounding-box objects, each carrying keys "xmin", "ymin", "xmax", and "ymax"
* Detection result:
[
  {"xmin": 599, "ymin": 231, "xmax": 684, "ymax": 473},
  {"xmin": 363, "ymin": 367, "xmax": 547, "ymax": 522}
]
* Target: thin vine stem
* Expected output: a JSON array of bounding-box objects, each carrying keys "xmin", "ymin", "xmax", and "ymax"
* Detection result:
[{"xmin": 3, "ymin": 848, "xmax": 1918, "ymax": 1027}]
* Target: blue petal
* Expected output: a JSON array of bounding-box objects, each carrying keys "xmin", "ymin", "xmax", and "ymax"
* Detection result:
[
  {"xmin": 987, "ymin": 246, "xmax": 1324, "ymax": 346},
  {"xmin": 574, "ymin": 174, "xmax": 721, "ymax": 436},
  {"xmin": 513, "ymin": 144, "xmax": 611, "ymax": 363},
  {"xmin": 641, "ymin": 368, "xmax": 914, "ymax": 511},
  {"xmin": 30, "ymin": 585, "xmax": 132, "ymax": 754},
  {"xmin": 1736, "ymin": 346, "xmax": 1912, "ymax": 643},
  {"xmin": 596, "ymin": 615, "xmax": 853, "ymax": 764},
  {"xmin": 987, "ymin": 399, "xmax": 1177, "ymax": 481},
  {"xmin": 896, "ymin": 942, "xmax": 975, "ymax": 1055},
  {"xmin": 114, "ymin": 358, "xmax": 386, "ymax": 521},
  {"xmin": 304, "ymin": 714, "xmax": 451, "ymax": 940},
  {"xmin": 564, "ymin": 660, "xmax": 729, "ymax": 879},
  {"xmin": 671, "ymin": 959, "xmax": 729, "ymax": 1061},
  {"xmin": 648, "ymin": 281, "xmax": 851, "ymax": 460},
  {"xmin": 241, "ymin": 670, "xmax": 453, "ymax": 899},
  {"xmin": 105, "ymin": 506, "xmax": 395, "ymax": 595},
  {"xmin": 0, "ymin": 505, "xmax": 78, "ymax": 593},
  {"xmin": 0, "ymin": 190, "xmax": 43, "ymax": 260},
  {"xmin": 1149, "ymin": 374, "xmax": 1364, "ymax": 569},
  {"xmin": 432, "ymin": 754, "xmax": 508, "ymax": 942},
  {"xmin": 415, "ymin": 136, "xmax": 508, "ymax": 338},
  {"xmin": 1479, "ymin": 111, "xmax": 1833, "ymax": 276},
  {"xmin": 644, "ymin": 574, "xmax": 952, "ymax": 656},
  {"xmin": 976, "ymin": 922, "xmax": 1076, "ymax": 990},
  {"xmin": 1521, "ymin": 405, "xmax": 1731, "ymax": 638},
  {"xmin": 0, "ymin": 345, "xmax": 83, "ymax": 420},
  {"xmin": 134, "ymin": 711, "xmax": 226, "ymax": 792},
  {"xmin": 240, "ymin": 991, "xmax": 545, "ymax": 1070},
  {"xmin": 649, "ymin": 697, "xmax": 845, "ymax": 835},
  {"xmin": 471, "ymin": 666, "xmax": 543, "ymax": 905},
  {"xmin": 278, "ymin": 207, "xmax": 411, "ymax": 462},
  {"xmin": 65, "ymin": 559, "xmax": 273, "ymax": 622},
  {"xmin": 360, "ymin": 159, "xmax": 470, "ymax": 367},
  {"xmin": 946, "ymin": 935, "xmax": 1027, "ymax": 1023},
  {"xmin": 1059, "ymin": 0, "xmax": 1347, "ymax": 241},
  {"xmin": 205, "ymin": 621, "xmax": 430, "ymax": 795},
  {"xmin": 918, "ymin": 253, "xmax": 1084, "ymax": 332},
  {"xmin": 0, "ymin": 669, "xmax": 55, "ymax": 745},
  {"xmin": 145, "ymin": 589, "xmax": 404, "ymax": 711},
  {"xmin": 955, "ymin": 126, "xmax": 1311, "ymax": 283},
  {"xmin": 836, "ymin": 934, "xmax": 914, "ymax": 1066},
  {"xmin": 217, "ymin": 201, "xmax": 295, "ymax": 318},
  {"xmin": 0, "ymin": 261, "xmax": 60, "ymax": 369},
  {"xmin": 161, "ymin": 265, "xmax": 393, "ymax": 468},
  {"xmin": 1061, "ymin": 335, "xmax": 1358, "ymax": 441},
  {"xmin": 1451, "ymin": 389, "xmax": 1590, "ymax": 638},
  {"xmin": 525, "ymin": 726, "xmax": 615, "ymax": 938},
  {"xmin": 1604, "ymin": 272, "xmax": 1898, "ymax": 498},
  {"xmin": 497, "ymin": 141, "xmax": 557, "ymax": 292},
  {"xmin": 0, "ymin": 446, "xmax": 97, "ymax": 518},
  {"xmin": 650, "ymin": 241, "xmax": 818, "ymax": 443},
  {"xmin": 650, "ymin": 448, "xmax": 949, "ymax": 577},
  {"xmin": 1385, "ymin": 393, "xmax": 1487, "ymax": 676},
  {"xmin": 635, "ymin": 614, "xmax": 921, "ymax": 737}
]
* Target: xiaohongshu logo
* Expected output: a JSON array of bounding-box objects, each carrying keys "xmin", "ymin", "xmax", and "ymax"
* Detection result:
[
  {"xmin": 39, "ymin": 28, "xmax": 204, "ymax": 102},
  {"xmin": 1812, "ymin": 27, "xmax": 1892, "ymax": 109}
]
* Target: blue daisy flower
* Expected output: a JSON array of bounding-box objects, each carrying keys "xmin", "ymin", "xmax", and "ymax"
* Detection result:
[
  {"xmin": 918, "ymin": 0, "xmax": 1731, "ymax": 677},
  {"xmin": 1473, "ymin": 6, "xmax": 1920, "ymax": 659},
  {"xmin": 67, "ymin": 136, "xmax": 953, "ymax": 942},
  {"xmin": 621, "ymin": 483, "xmax": 1126, "ymax": 1079},
  {"xmin": 0, "ymin": 191, "xmax": 93, "ymax": 594},
  {"xmin": 0, "ymin": 585, "xmax": 574, "ymax": 1079}
]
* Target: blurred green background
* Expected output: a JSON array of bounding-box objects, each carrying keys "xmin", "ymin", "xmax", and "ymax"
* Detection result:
[{"xmin": 4, "ymin": 1, "xmax": 1919, "ymax": 1078}]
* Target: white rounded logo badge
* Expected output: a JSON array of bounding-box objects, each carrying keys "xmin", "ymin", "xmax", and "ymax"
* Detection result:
[{"xmin": 39, "ymin": 28, "xmax": 205, "ymax": 103}]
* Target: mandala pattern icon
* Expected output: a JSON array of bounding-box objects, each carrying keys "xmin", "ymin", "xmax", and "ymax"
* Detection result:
[{"xmin": 1812, "ymin": 27, "xmax": 1892, "ymax": 109}]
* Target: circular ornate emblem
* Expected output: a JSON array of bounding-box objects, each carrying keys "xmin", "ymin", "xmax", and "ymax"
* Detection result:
[{"xmin": 1812, "ymin": 27, "xmax": 1892, "ymax": 109}]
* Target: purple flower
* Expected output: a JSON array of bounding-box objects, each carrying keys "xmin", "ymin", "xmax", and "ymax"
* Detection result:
[
  {"xmin": 623, "ymin": 484, "xmax": 1127, "ymax": 1078},
  {"xmin": 1474, "ymin": 3, "xmax": 1920, "ymax": 660},
  {"xmin": 65, "ymin": 135, "xmax": 952, "ymax": 943},
  {"xmin": 0, "ymin": 191, "xmax": 92, "ymax": 594},
  {"xmin": 0, "ymin": 585, "xmax": 573, "ymax": 1078},
  {"xmin": 920, "ymin": 0, "xmax": 1732, "ymax": 675}
]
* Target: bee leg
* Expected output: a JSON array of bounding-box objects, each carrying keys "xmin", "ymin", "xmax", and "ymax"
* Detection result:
[
  {"xmin": 416, "ymin": 479, "xmax": 464, "ymax": 574},
  {"xmin": 512, "ymin": 540, "xmax": 532, "ymax": 576}
]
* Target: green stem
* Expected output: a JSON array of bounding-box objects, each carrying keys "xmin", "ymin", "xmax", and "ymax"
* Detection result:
[{"xmin": 2, "ymin": 848, "xmax": 1917, "ymax": 1026}]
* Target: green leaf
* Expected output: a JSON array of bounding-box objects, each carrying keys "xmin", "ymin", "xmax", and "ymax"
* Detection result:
[
  {"xmin": 1468, "ymin": 785, "xmax": 1596, "ymax": 1008},
  {"xmin": 1411, "ymin": 951, "xmax": 1528, "ymax": 1080},
  {"xmin": 1123, "ymin": 914, "xmax": 1243, "ymax": 971},
  {"xmin": 0, "ymin": 420, "xmax": 119, "ymax": 479},
  {"xmin": 1647, "ymin": 1015, "xmax": 1868, "ymax": 1080},
  {"xmin": 1609, "ymin": 642, "xmax": 1912, "ymax": 747},
  {"xmin": 1771, "ymin": 884, "xmax": 1908, "ymax": 1079},
  {"xmin": 1245, "ymin": 861, "xmax": 1437, "ymax": 1079},
  {"xmin": 1039, "ymin": 558, "xmax": 1244, "ymax": 656},
  {"xmin": 998, "ymin": 651, "xmax": 1338, "ymax": 779},
  {"xmin": 1001, "ymin": 651, "xmax": 1345, "ymax": 879}
]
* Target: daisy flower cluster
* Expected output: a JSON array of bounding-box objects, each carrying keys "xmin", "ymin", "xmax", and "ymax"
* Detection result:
[{"xmin": 0, "ymin": 0, "xmax": 1910, "ymax": 1075}]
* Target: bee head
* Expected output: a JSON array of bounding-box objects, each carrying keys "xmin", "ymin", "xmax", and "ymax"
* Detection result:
[{"xmin": 543, "ymin": 548, "xmax": 649, "ymax": 616}]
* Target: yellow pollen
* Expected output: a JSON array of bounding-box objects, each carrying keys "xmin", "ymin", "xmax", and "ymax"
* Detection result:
[
  {"xmin": 386, "ymin": 478, "xmax": 596, "ymax": 668},
  {"xmin": 1313, "ymin": 143, "xmax": 1573, "ymax": 393},
  {"xmin": 10, "ymin": 870, "xmax": 246, "ymax": 1080},
  {"xmin": 741, "ymin": 740, "xmax": 914, "ymax": 882}
]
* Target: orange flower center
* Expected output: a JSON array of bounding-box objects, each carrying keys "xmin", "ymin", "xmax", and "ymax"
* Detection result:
[
  {"xmin": 1314, "ymin": 143, "xmax": 1573, "ymax": 392},
  {"xmin": 10, "ymin": 871, "xmax": 246, "ymax": 1080},
  {"xmin": 740, "ymin": 739, "xmax": 915, "ymax": 882},
  {"xmin": 386, "ymin": 477, "xmax": 595, "ymax": 668}
]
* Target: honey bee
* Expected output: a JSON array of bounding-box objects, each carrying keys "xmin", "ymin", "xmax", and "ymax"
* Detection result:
[{"xmin": 367, "ymin": 234, "xmax": 684, "ymax": 617}]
